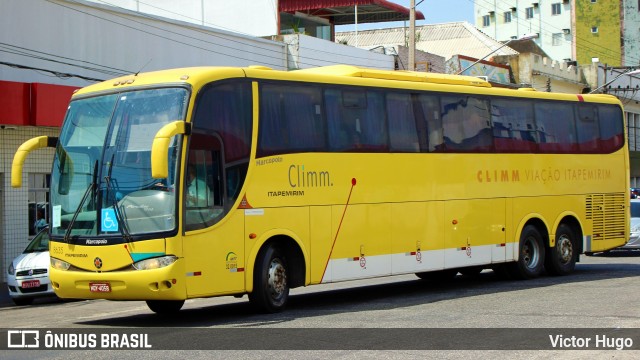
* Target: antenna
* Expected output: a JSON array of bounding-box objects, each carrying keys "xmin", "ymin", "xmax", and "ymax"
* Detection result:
[{"xmin": 135, "ymin": 59, "xmax": 153, "ymax": 76}]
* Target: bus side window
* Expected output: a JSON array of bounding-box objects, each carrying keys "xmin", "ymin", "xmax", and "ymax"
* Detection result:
[
  {"xmin": 577, "ymin": 104, "xmax": 600, "ymax": 152},
  {"xmin": 387, "ymin": 92, "xmax": 419, "ymax": 152},
  {"xmin": 184, "ymin": 148, "xmax": 222, "ymax": 229},
  {"xmin": 442, "ymin": 96, "xmax": 493, "ymax": 152},
  {"xmin": 598, "ymin": 105, "xmax": 624, "ymax": 152},
  {"xmin": 535, "ymin": 101, "xmax": 578, "ymax": 153},
  {"xmin": 258, "ymin": 83, "xmax": 325, "ymax": 157},
  {"xmin": 417, "ymin": 94, "xmax": 442, "ymax": 152},
  {"xmin": 491, "ymin": 98, "xmax": 536, "ymax": 152},
  {"xmin": 327, "ymin": 88, "xmax": 387, "ymax": 152}
]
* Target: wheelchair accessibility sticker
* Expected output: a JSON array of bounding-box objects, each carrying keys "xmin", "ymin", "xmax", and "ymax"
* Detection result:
[{"xmin": 101, "ymin": 209, "xmax": 118, "ymax": 232}]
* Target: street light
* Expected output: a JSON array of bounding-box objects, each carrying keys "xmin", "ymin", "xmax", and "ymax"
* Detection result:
[
  {"xmin": 588, "ymin": 68, "xmax": 640, "ymax": 94},
  {"xmin": 456, "ymin": 33, "xmax": 539, "ymax": 75}
]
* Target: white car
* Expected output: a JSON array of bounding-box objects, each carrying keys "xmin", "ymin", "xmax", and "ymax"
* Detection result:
[
  {"xmin": 626, "ymin": 199, "xmax": 640, "ymax": 250},
  {"xmin": 7, "ymin": 227, "xmax": 56, "ymax": 305}
]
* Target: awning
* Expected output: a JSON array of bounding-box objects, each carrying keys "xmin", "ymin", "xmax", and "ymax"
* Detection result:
[{"xmin": 279, "ymin": 0, "xmax": 425, "ymax": 25}]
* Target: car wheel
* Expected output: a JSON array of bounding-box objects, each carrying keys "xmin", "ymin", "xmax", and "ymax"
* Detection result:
[{"xmin": 12, "ymin": 297, "xmax": 34, "ymax": 306}]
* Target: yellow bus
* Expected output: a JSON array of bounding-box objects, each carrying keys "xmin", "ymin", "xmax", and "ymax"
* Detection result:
[{"xmin": 12, "ymin": 65, "xmax": 629, "ymax": 314}]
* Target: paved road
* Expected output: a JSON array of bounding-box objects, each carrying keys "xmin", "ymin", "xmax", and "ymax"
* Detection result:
[{"xmin": 2, "ymin": 250, "xmax": 640, "ymax": 359}]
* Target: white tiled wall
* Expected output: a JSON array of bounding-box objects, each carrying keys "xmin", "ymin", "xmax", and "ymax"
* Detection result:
[{"xmin": 1, "ymin": 126, "xmax": 59, "ymax": 283}]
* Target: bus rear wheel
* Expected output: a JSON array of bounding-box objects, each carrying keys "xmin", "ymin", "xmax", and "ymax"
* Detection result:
[
  {"xmin": 508, "ymin": 225, "xmax": 545, "ymax": 279},
  {"xmin": 249, "ymin": 244, "xmax": 289, "ymax": 313},
  {"xmin": 146, "ymin": 300, "xmax": 184, "ymax": 314},
  {"xmin": 545, "ymin": 224, "xmax": 577, "ymax": 276}
]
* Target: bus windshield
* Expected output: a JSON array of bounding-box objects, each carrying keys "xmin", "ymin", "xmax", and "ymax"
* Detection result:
[{"xmin": 49, "ymin": 87, "xmax": 189, "ymax": 240}]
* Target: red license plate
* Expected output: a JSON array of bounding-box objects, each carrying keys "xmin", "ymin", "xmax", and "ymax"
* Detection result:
[
  {"xmin": 21, "ymin": 280, "xmax": 40, "ymax": 289},
  {"xmin": 89, "ymin": 282, "xmax": 111, "ymax": 293}
]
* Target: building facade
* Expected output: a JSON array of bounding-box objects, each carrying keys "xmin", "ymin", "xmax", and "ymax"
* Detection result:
[{"xmin": 475, "ymin": 0, "xmax": 638, "ymax": 66}]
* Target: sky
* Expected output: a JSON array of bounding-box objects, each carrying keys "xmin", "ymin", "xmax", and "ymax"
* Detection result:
[{"xmin": 335, "ymin": 0, "xmax": 475, "ymax": 32}]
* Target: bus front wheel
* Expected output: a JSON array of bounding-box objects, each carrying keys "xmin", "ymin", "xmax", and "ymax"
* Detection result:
[
  {"xmin": 545, "ymin": 224, "xmax": 577, "ymax": 276},
  {"xmin": 146, "ymin": 300, "xmax": 184, "ymax": 314},
  {"xmin": 249, "ymin": 244, "xmax": 289, "ymax": 313},
  {"xmin": 509, "ymin": 225, "xmax": 545, "ymax": 279}
]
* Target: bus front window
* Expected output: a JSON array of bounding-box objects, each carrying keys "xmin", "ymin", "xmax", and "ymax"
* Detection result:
[{"xmin": 50, "ymin": 88, "xmax": 189, "ymax": 240}]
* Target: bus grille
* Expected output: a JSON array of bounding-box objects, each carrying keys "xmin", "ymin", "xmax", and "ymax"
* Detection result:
[{"xmin": 586, "ymin": 193, "xmax": 626, "ymax": 242}]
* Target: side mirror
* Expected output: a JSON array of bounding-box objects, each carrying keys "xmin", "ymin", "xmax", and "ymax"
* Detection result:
[
  {"xmin": 151, "ymin": 121, "xmax": 190, "ymax": 179},
  {"xmin": 12, "ymin": 136, "xmax": 58, "ymax": 188}
]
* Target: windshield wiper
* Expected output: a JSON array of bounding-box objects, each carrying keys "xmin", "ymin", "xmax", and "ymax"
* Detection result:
[
  {"xmin": 104, "ymin": 153, "xmax": 133, "ymax": 242},
  {"xmin": 104, "ymin": 175, "xmax": 133, "ymax": 242},
  {"xmin": 64, "ymin": 161, "xmax": 98, "ymax": 243}
]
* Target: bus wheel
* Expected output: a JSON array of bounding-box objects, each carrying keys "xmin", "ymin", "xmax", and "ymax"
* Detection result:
[
  {"xmin": 146, "ymin": 300, "xmax": 184, "ymax": 314},
  {"xmin": 249, "ymin": 244, "xmax": 289, "ymax": 313},
  {"xmin": 545, "ymin": 224, "xmax": 577, "ymax": 276},
  {"xmin": 509, "ymin": 225, "xmax": 545, "ymax": 279}
]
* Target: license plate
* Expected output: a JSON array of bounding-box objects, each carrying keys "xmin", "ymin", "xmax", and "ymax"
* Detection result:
[
  {"xmin": 89, "ymin": 282, "xmax": 111, "ymax": 293},
  {"xmin": 21, "ymin": 280, "xmax": 40, "ymax": 289}
]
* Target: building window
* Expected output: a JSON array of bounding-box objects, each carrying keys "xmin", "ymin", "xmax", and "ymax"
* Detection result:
[
  {"xmin": 591, "ymin": 26, "xmax": 599, "ymax": 33},
  {"xmin": 552, "ymin": 3, "xmax": 562, "ymax": 15},
  {"xmin": 504, "ymin": 11, "xmax": 512, "ymax": 23},
  {"xmin": 552, "ymin": 33, "xmax": 563, "ymax": 46},
  {"xmin": 482, "ymin": 15, "xmax": 491, "ymax": 27},
  {"xmin": 28, "ymin": 173, "xmax": 50, "ymax": 236},
  {"xmin": 526, "ymin": 7, "xmax": 534, "ymax": 19}
]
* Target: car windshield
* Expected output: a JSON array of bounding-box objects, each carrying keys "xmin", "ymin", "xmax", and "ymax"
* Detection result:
[
  {"xmin": 631, "ymin": 202, "xmax": 640, "ymax": 218},
  {"xmin": 24, "ymin": 229, "xmax": 50, "ymax": 253}
]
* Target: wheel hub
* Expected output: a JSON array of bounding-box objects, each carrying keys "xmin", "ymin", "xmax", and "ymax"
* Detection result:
[
  {"xmin": 523, "ymin": 237, "xmax": 540, "ymax": 269},
  {"xmin": 557, "ymin": 235, "xmax": 573, "ymax": 263},
  {"xmin": 267, "ymin": 258, "xmax": 287, "ymax": 298}
]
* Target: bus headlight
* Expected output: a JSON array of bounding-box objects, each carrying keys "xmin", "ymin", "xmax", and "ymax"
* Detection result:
[
  {"xmin": 51, "ymin": 258, "xmax": 71, "ymax": 271},
  {"xmin": 133, "ymin": 255, "xmax": 178, "ymax": 270}
]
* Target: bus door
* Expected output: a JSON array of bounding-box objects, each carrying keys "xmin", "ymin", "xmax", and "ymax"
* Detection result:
[
  {"xmin": 444, "ymin": 199, "xmax": 506, "ymax": 269},
  {"xmin": 182, "ymin": 144, "xmax": 245, "ymax": 297}
]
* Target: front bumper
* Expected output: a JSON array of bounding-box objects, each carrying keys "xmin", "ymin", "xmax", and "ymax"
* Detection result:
[
  {"xmin": 50, "ymin": 258, "xmax": 186, "ymax": 301},
  {"xmin": 7, "ymin": 274, "xmax": 55, "ymax": 300}
]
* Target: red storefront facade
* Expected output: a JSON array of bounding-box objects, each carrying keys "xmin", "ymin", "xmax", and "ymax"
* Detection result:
[{"xmin": 0, "ymin": 80, "xmax": 79, "ymax": 128}]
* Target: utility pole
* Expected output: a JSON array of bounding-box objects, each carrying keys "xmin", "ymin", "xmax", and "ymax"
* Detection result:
[{"xmin": 409, "ymin": 0, "xmax": 415, "ymax": 71}]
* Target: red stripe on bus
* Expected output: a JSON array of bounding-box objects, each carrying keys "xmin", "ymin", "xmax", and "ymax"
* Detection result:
[{"xmin": 322, "ymin": 178, "xmax": 357, "ymax": 280}]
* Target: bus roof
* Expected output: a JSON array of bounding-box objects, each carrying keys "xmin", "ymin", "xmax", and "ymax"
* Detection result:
[
  {"xmin": 72, "ymin": 65, "xmax": 622, "ymax": 106},
  {"xmin": 293, "ymin": 65, "xmax": 492, "ymax": 88}
]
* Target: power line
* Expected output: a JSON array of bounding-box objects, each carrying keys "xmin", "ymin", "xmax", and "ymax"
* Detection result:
[
  {"xmin": 0, "ymin": 61, "xmax": 106, "ymax": 82},
  {"xmin": 0, "ymin": 43, "xmax": 131, "ymax": 77}
]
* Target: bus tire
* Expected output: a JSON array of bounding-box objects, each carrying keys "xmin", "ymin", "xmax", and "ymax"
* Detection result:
[
  {"xmin": 545, "ymin": 224, "xmax": 577, "ymax": 276},
  {"xmin": 249, "ymin": 244, "xmax": 289, "ymax": 313},
  {"xmin": 509, "ymin": 225, "xmax": 545, "ymax": 279},
  {"xmin": 146, "ymin": 300, "xmax": 184, "ymax": 314}
]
